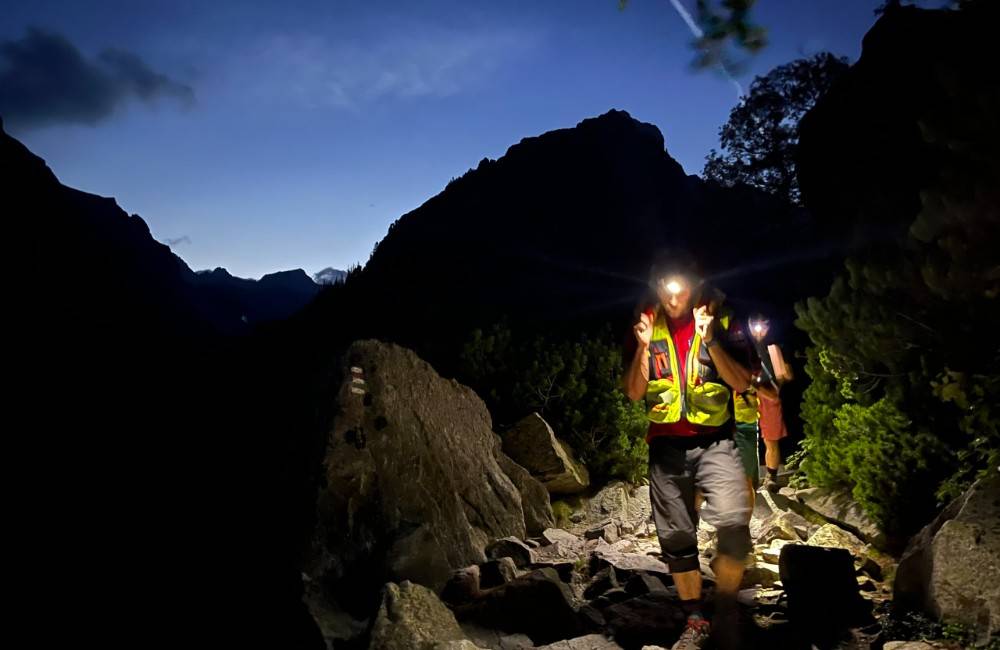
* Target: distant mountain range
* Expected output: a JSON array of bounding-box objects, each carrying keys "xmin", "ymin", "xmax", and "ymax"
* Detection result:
[
  {"xmin": 313, "ymin": 267, "xmax": 347, "ymax": 285},
  {"xmin": 190, "ymin": 266, "xmax": 324, "ymax": 330},
  {"xmin": 0, "ymin": 116, "xmax": 331, "ymax": 335}
]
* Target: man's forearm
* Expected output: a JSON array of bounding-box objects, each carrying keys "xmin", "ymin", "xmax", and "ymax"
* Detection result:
[
  {"xmin": 624, "ymin": 344, "xmax": 649, "ymax": 401},
  {"xmin": 707, "ymin": 343, "xmax": 751, "ymax": 393}
]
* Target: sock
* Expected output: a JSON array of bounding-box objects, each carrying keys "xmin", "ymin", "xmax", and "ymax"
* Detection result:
[
  {"xmin": 681, "ymin": 598, "xmax": 704, "ymax": 620},
  {"xmin": 767, "ymin": 467, "xmax": 778, "ymax": 480}
]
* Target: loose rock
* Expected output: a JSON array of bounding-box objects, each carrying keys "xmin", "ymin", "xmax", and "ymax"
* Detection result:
[
  {"xmin": 502, "ymin": 413, "xmax": 590, "ymax": 495},
  {"xmin": 486, "ymin": 537, "xmax": 535, "ymax": 568},
  {"xmin": 369, "ymin": 581, "xmax": 467, "ymax": 650},
  {"xmin": 453, "ymin": 568, "xmax": 582, "ymax": 645},
  {"xmin": 480, "ymin": 557, "xmax": 519, "ymax": 589},
  {"xmin": 603, "ymin": 592, "xmax": 686, "ymax": 649},
  {"xmin": 535, "ymin": 634, "xmax": 623, "ymax": 649}
]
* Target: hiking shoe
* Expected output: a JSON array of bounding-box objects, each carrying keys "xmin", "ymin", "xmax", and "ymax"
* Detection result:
[
  {"xmin": 671, "ymin": 616, "xmax": 711, "ymax": 650},
  {"xmin": 763, "ymin": 475, "xmax": 780, "ymax": 492}
]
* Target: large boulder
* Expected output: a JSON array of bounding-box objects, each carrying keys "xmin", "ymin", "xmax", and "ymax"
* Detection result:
[
  {"xmin": 486, "ymin": 537, "xmax": 535, "ymax": 569},
  {"xmin": 460, "ymin": 624, "xmax": 535, "ymax": 650},
  {"xmin": 586, "ymin": 483, "xmax": 628, "ymax": 523},
  {"xmin": 894, "ymin": 475, "xmax": 1000, "ymax": 644},
  {"xmin": 369, "ymin": 581, "xmax": 469, "ymax": 650},
  {"xmin": 807, "ymin": 524, "xmax": 867, "ymax": 559},
  {"xmin": 590, "ymin": 543, "xmax": 672, "ymax": 578},
  {"xmin": 308, "ymin": 341, "xmax": 534, "ymax": 614},
  {"xmin": 502, "ymin": 413, "xmax": 590, "ymax": 495},
  {"xmin": 496, "ymin": 446, "xmax": 556, "ymax": 536},
  {"xmin": 584, "ymin": 482, "xmax": 652, "ymax": 533},
  {"xmin": 751, "ymin": 510, "xmax": 813, "ymax": 545},
  {"xmin": 792, "ymin": 487, "xmax": 888, "ymax": 550},
  {"xmin": 603, "ymin": 592, "xmax": 686, "ymax": 649},
  {"xmin": 542, "ymin": 528, "xmax": 587, "ymax": 557},
  {"xmin": 779, "ymin": 545, "xmax": 872, "ymax": 634}
]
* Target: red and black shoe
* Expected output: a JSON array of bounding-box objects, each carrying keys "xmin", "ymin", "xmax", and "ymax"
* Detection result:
[{"xmin": 671, "ymin": 615, "xmax": 711, "ymax": 650}]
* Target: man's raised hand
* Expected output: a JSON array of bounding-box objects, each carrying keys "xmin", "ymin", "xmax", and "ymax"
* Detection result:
[
  {"xmin": 634, "ymin": 312, "xmax": 652, "ymax": 347},
  {"xmin": 693, "ymin": 305, "xmax": 715, "ymax": 341}
]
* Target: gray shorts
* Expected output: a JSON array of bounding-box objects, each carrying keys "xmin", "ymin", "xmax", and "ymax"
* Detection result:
[{"xmin": 648, "ymin": 432, "xmax": 752, "ymax": 573}]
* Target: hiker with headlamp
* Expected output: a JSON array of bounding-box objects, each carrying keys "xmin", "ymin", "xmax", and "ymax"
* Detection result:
[
  {"xmin": 734, "ymin": 315, "xmax": 792, "ymax": 493},
  {"xmin": 624, "ymin": 251, "xmax": 753, "ymax": 650}
]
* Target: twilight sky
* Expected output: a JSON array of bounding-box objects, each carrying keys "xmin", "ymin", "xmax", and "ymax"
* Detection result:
[{"xmin": 0, "ymin": 0, "xmax": 941, "ymax": 279}]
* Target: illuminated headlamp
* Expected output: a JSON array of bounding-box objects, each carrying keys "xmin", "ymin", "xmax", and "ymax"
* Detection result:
[
  {"xmin": 661, "ymin": 278, "xmax": 685, "ymax": 295},
  {"xmin": 749, "ymin": 316, "xmax": 770, "ymax": 341}
]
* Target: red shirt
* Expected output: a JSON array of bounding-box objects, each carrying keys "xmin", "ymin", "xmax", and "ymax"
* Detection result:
[{"xmin": 643, "ymin": 309, "xmax": 722, "ymax": 442}]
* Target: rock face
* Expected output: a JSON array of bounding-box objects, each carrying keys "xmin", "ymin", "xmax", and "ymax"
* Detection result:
[
  {"xmin": 308, "ymin": 340, "xmax": 539, "ymax": 613},
  {"xmin": 369, "ymin": 581, "xmax": 468, "ymax": 650},
  {"xmin": 894, "ymin": 475, "xmax": 1000, "ymax": 644},
  {"xmin": 502, "ymin": 413, "xmax": 590, "ymax": 495},
  {"xmin": 751, "ymin": 510, "xmax": 813, "ymax": 545},
  {"xmin": 581, "ymin": 482, "xmax": 652, "ymax": 535},
  {"xmin": 792, "ymin": 487, "xmax": 888, "ymax": 550},
  {"xmin": 807, "ymin": 523, "xmax": 867, "ymax": 558},
  {"xmin": 496, "ymin": 448, "xmax": 556, "ymax": 536}
]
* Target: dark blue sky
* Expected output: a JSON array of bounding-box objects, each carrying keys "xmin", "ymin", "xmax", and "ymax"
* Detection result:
[{"xmin": 1, "ymin": 0, "xmax": 939, "ymax": 279}]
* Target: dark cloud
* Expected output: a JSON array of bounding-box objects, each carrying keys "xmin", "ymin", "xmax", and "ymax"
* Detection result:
[{"xmin": 0, "ymin": 27, "xmax": 194, "ymax": 130}]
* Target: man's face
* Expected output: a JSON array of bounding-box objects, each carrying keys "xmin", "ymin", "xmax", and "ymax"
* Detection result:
[{"xmin": 655, "ymin": 275, "xmax": 697, "ymax": 319}]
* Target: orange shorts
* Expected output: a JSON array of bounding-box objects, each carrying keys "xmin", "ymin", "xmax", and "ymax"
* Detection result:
[{"xmin": 758, "ymin": 393, "xmax": 788, "ymax": 441}]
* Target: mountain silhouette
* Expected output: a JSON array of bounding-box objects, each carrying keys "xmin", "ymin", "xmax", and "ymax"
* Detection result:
[
  {"xmin": 310, "ymin": 109, "xmax": 832, "ymax": 377},
  {"xmin": 798, "ymin": 1, "xmax": 998, "ymax": 243},
  {"xmin": 192, "ymin": 266, "xmax": 321, "ymax": 332},
  {"xmin": 1, "ymin": 117, "xmax": 324, "ymax": 336}
]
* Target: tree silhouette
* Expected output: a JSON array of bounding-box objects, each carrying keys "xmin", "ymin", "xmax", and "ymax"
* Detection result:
[{"xmin": 704, "ymin": 52, "xmax": 848, "ymax": 205}]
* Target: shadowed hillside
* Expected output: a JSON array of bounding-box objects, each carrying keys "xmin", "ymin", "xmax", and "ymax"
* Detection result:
[
  {"xmin": 2, "ymin": 118, "xmax": 326, "ymax": 647},
  {"xmin": 312, "ymin": 109, "xmax": 840, "ymax": 380}
]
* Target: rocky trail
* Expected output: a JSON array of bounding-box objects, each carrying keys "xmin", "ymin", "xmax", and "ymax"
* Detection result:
[{"xmin": 302, "ymin": 341, "xmax": 998, "ymax": 650}]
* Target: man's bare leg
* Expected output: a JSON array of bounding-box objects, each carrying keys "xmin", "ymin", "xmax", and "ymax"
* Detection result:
[
  {"xmin": 671, "ymin": 569, "xmax": 711, "ymax": 649},
  {"xmin": 711, "ymin": 554, "xmax": 746, "ymax": 649},
  {"xmin": 764, "ymin": 439, "xmax": 781, "ymax": 490},
  {"xmin": 764, "ymin": 439, "xmax": 780, "ymax": 473},
  {"xmin": 713, "ymin": 554, "xmax": 745, "ymax": 598},
  {"xmin": 673, "ymin": 569, "xmax": 703, "ymax": 601}
]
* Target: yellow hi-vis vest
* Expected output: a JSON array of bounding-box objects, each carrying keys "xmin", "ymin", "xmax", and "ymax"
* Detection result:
[
  {"xmin": 734, "ymin": 390, "xmax": 760, "ymax": 424},
  {"xmin": 644, "ymin": 307, "xmax": 733, "ymax": 427}
]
